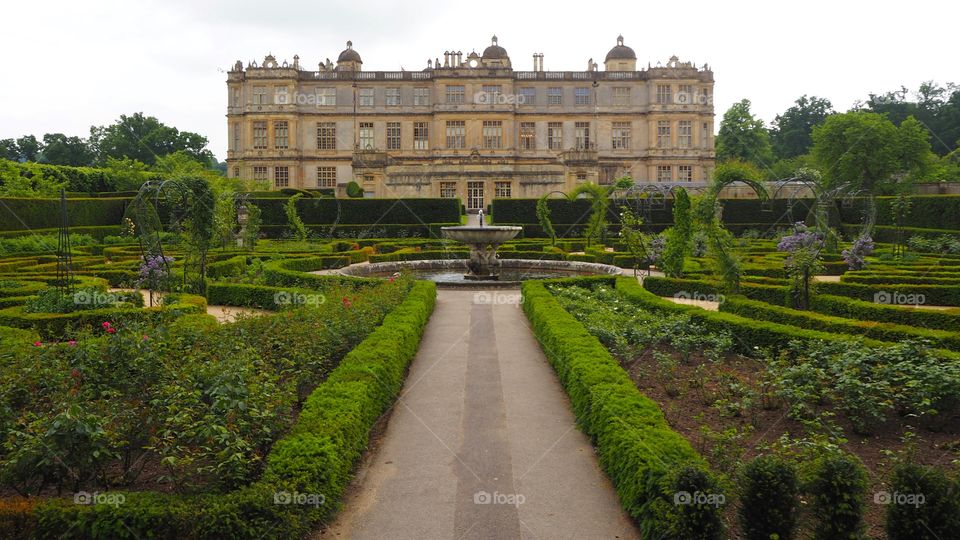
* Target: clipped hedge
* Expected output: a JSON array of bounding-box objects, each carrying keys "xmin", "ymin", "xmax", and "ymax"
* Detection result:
[
  {"xmin": 720, "ymin": 295, "xmax": 960, "ymax": 351},
  {"xmin": 521, "ymin": 280, "xmax": 722, "ymax": 534},
  {"xmin": 817, "ymin": 280, "xmax": 960, "ymax": 307},
  {"xmin": 621, "ymin": 278, "xmax": 888, "ymax": 353},
  {"xmin": 253, "ymin": 198, "xmax": 460, "ymax": 226},
  {"xmin": 809, "ymin": 294, "xmax": 960, "ymax": 331},
  {"xmin": 642, "ymin": 276, "xmax": 789, "ymax": 306},
  {"xmin": 0, "ymin": 280, "xmax": 437, "ymax": 539},
  {"xmin": 0, "ymin": 197, "xmax": 128, "ymax": 231},
  {"xmin": 207, "ymin": 283, "xmax": 332, "ymax": 310},
  {"xmin": 0, "ymin": 294, "xmax": 207, "ymax": 340}
]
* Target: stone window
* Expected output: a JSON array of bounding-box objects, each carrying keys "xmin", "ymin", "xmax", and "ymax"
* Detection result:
[
  {"xmin": 386, "ymin": 122, "xmax": 401, "ymax": 150},
  {"xmin": 574, "ymin": 87, "xmax": 591, "ymax": 105},
  {"xmin": 232, "ymin": 123, "xmax": 240, "ymax": 151},
  {"xmin": 678, "ymin": 165, "xmax": 693, "ymax": 182},
  {"xmin": 481, "ymin": 85, "xmax": 502, "ymax": 104},
  {"xmin": 575, "ymin": 122, "xmax": 591, "ymax": 149},
  {"xmin": 317, "ymin": 122, "xmax": 336, "ymax": 150},
  {"xmin": 274, "ymin": 87, "xmax": 288, "ymax": 104},
  {"xmin": 657, "ymin": 165, "xmax": 672, "ymax": 182},
  {"xmin": 519, "ymin": 87, "xmax": 536, "ymax": 105},
  {"xmin": 273, "ymin": 121, "xmax": 288, "ymax": 149},
  {"xmin": 252, "ymin": 122, "xmax": 267, "ymax": 149},
  {"xmin": 359, "ymin": 122, "xmax": 374, "ymax": 149},
  {"xmin": 232, "ymin": 166, "xmax": 239, "ymax": 178},
  {"xmin": 386, "ymin": 88, "xmax": 401, "ymax": 106},
  {"xmin": 612, "ymin": 122, "xmax": 631, "ymax": 150},
  {"xmin": 317, "ymin": 88, "xmax": 336, "ymax": 106},
  {"xmin": 612, "ymin": 87, "xmax": 630, "ymax": 106},
  {"xmin": 317, "ymin": 166, "xmax": 337, "ymax": 188},
  {"xmin": 446, "ymin": 85, "xmax": 465, "ymax": 104},
  {"xmin": 547, "ymin": 122, "xmax": 563, "ymax": 150},
  {"xmin": 274, "ymin": 166, "xmax": 289, "ymax": 187},
  {"xmin": 253, "ymin": 166, "xmax": 268, "ymax": 181},
  {"xmin": 676, "ymin": 84, "xmax": 694, "ymax": 105},
  {"xmin": 253, "ymin": 86, "xmax": 268, "ymax": 105},
  {"xmin": 358, "ymin": 88, "xmax": 374, "ymax": 107},
  {"xmin": 482, "ymin": 121, "xmax": 502, "ymax": 149},
  {"xmin": 678, "ymin": 120, "xmax": 693, "ymax": 148},
  {"xmin": 657, "ymin": 121, "xmax": 671, "ymax": 147},
  {"xmin": 446, "ymin": 120, "xmax": 466, "ymax": 149},
  {"xmin": 440, "ymin": 182, "xmax": 457, "ymax": 198},
  {"xmin": 413, "ymin": 87, "xmax": 430, "ymax": 106},
  {"xmin": 519, "ymin": 122, "xmax": 535, "ymax": 150},
  {"xmin": 656, "ymin": 84, "xmax": 672, "ymax": 104},
  {"xmin": 414, "ymin": 122, "xmax": 429, "ymax": 150},
  {"xmin": 495, "ymin": 181, "xmax": 512, "ymax": 198},
  {"xmin": 547, "ymin": 87, "xmax": 563, "ymax": 105}
]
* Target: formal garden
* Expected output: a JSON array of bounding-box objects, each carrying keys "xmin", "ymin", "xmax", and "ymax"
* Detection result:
[{"xmin": 0, "ymin": 158, "xmax": 960, "ymax": 538}]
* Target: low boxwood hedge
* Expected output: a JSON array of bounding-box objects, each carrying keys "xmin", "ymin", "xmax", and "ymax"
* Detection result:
[
  {"xmin": 817, "ymin": 281, "xmax": 960, "ymax": 306},
  {"xmin": 0, "ymin": 294, "xmax": 207, "ymax": 340},
  {"xmin": 620, "ymin": 278, "xmax": 888, "ymax": 353},
  {"xmin": 0, "ymin": 280, "xmax": 437, "ymax": 539},
  {"xmin": 720, "ymin": 295, "xmax": 960, "ymax": 351},
  {"xmin": 642, "ymin": 276, "xmax": 789, "ymax": 306},
  {"xmin": 522, "ymin": 280, "xmax": 722, "ymax": 534},
  {"xmin": 809, "ymin": 294, "xmax": 960, "ymax": 331}
]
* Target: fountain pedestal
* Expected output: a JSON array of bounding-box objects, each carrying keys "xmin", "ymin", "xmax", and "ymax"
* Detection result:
[{"xmin": 441, "ymin": 226, "xmax": 522, "ymax": 280}]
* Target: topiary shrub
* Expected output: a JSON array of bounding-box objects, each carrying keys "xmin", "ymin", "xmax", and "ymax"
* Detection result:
[
  {"xmin": 804, "ymin": 452, "xmax": 868, "ymax": 540},
  {"xmin": 646, "ymin": 466, "xmax": 725, "ymax": 540},
  {"xmin": 885, "ymin": 463, "xmax": 960, "ymax": 540},
  {"xmin": 345, "ymin": 181, "xmax": 363, "ymax": 198},
  {"xmin": 738, "ymin": 454, "xmax": 800, "ymax": 540}
]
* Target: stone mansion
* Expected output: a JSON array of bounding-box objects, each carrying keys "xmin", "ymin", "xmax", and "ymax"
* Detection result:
[{"xmin": 225, "ymin": 36, "xmax": 715, "ymax": 210}]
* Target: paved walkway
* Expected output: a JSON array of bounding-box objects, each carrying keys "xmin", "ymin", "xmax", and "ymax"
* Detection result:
[{"xmin": 322, "ymin": 288, "xmax": 638, "ymax": 540}]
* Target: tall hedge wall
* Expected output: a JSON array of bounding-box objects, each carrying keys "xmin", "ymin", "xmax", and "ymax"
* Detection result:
[
  {"xmin": 253, "ymin": 198, "xmax": 461, "ymax": 225},
  {"xmin": 2, "ymin": 159, "xmax": 160, "ymax": 193},
  {"xmin": 0, "ymin": 198, "xmax": 129, "ymax": 231}
]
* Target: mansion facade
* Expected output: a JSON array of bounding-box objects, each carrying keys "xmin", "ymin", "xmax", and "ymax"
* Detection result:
[{"xmin": 225, "ymin": 36, "xmax": 715, "ymax": 210}]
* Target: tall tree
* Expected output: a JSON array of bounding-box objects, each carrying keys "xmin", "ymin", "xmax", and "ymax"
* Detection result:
[
  {"xmin": 0, "ymin": 139, "xmax": 18, "ymax": 161},
  {"xmin": 811, "ymin": 112, "xmax": 933, "ymax": 193},
  {"xmin": 770, "ymin": 95, "xmax": 834, "ymax": 160},
  {"xmin": 89, "ymin": 113, "xmax": 215, "ymax": 166},
  {"xmin": 40, "ymin": 133, "xmax": 95, "ymax": 166},
  {"xmin": 716, "ymin": 99, "xmax": 774, "ymax": 168},
  {"xmin": 14, "ymin": 135, "xmax": 40, "ymax": 162}
]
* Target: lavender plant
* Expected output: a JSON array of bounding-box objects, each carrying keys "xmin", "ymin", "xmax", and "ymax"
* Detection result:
[
  {"xmin": 841, "ymin": 234, "xmax": 874, "ymax": 270},
  {"xmin": 777, "ymin": 223, "xmax": 824, "ymax": 309}
]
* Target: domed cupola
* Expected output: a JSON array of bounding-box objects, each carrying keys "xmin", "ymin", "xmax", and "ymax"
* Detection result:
[
  {"xmin": 336, "ymin": 40, "xmax": 362, "ymax": 71},
  {"xmin": 604, "ymin": 35, "xmax": 637, "ymax": 71},
  {"xmin": 480, "ymin": 35, "xmax": 511, "ymax": 68}
]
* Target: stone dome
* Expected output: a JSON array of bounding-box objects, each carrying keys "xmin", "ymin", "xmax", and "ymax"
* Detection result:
[
  {"xmin": 482, "ymin": 35, "xmax": 508, "ymax": 59},
  {"xmin": 605, "ymin": 35, "xmax": 636, "ymax": 61},
  {"xmin": 337, "ymin": 41, "xmax": 362, "ymax": 63}
]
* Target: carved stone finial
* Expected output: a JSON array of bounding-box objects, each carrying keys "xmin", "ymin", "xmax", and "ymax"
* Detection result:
[
  {"xmin": 617, "ymin": 34, "xmax": 624, "ymax": 46},
  {"xmin": 346, "ymin": 40, "xmax": 353, "ymax": 49}
]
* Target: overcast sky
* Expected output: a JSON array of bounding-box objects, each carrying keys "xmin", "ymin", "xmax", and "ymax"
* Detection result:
[{"xmin": 1, "ymin": 0, "xmax": 956, "ymax": 161}]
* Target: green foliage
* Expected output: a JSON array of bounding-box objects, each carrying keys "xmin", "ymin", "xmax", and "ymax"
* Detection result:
[
  {"xmin": 803, "ymin": 452, "xmax": 868, "ymax": 540},
  {"xmin": 345, "ymin": 181, "xmax": 363, "ymax": 198},
  {"xmin": 88, "ymin": 112, "xmax": 214, "ymax": 166},
  {"xmin": 661, "ymin": 188, "xmax": 693, "ymax": 277},
  {"xmin": 283, "ymin": 193, "xmax": 308, "ymax": 242},
  {"xmin": 885, "ymin": 463, "xmax": 960, "ymax": 539},
  {"xmin": 770, "ymin": 95, "xmax": 835, "ymax": 160},
  {"xmin": 812, "ymin": 112, "xmax": 932, "ymax": 194},
  {"xmin": 716, "ymin": 99, "xmax": 774, "ymax": 167},
  {"xmin": 738, "ymin": 455, "xmax": 800, "ymax": 540},
  {"xmin": 535, "ymin": 194, "xmax": 557, "ymax": 245},
  {"xmin": 24, "ymin": 286, "xmax": 142, "ymax": 314}
]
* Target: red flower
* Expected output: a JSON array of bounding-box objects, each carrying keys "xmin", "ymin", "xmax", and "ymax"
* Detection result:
[
  {"xmin": 68, "ymin": 340, "xmax": 77, "ymax": 346},
  {"xmin": 33, "ymin": 341, "xmax": 42, "ymax": 347},
  {"xmin": 341, "ymin": 297, "xmax": 352, "ymax": 308},
  {"xmin": 71, "ymin": 368, "xmax": 81, "ymax": 379},
  {"xmin": 101, "ymin": 321, "xmax": 112, "ymax": 329},
  {"xmin": 142, "ymin": 335, "xmax": 149, "ymax": 341},
  {"xmin": 106, "ymin": 327, "xmax": 117, "ymax": 334}
]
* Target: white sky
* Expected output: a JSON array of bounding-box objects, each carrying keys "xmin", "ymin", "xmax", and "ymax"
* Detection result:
[{"xmin": 1, "ymin": 0, "xmax": 957, "ymax": 161}]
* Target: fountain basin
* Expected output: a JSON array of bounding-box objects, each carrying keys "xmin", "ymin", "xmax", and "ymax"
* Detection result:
[
  {"xmin": 441, "ymin": 225, "xmax": 522, "ymax": 280},
  {"xmin": 338, "ymin": 259, "xmax": 622, "ymax": 288}
]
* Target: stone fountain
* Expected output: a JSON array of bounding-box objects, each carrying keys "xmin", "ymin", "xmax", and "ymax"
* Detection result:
[{"xmin": 441, "ymin": 217, "xmax": 521, "ymax": 280}]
